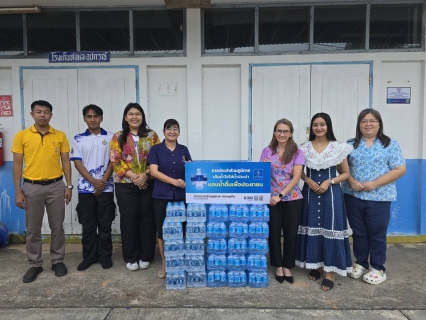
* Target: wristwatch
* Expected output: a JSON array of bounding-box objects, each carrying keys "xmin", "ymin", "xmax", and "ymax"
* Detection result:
[
  {"xmin": 278, "ymin": 193, "xmax": 283, "ymax": 198},
  {"xmin": 67, "ymin": 185, "xmax": 74, "ymax": 189},
  {"xmin": 330, "ymin": 179, "xmax": 335, "ymax": 185}
]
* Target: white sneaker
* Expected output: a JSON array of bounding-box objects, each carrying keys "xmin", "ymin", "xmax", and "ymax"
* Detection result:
[
  {"xmin": 363, "ymin": 268, "xmax": 387, "ymax": 285},
  {"xmin": 348, "ymin": 263, "xmax": 367, "ymax": 279},
  {"xmin": 139, "ymin": 260, "xmax": 150, "ymax": 269},
  {"xmin": 126, "ymin": 262, "xmax": 139, "ymax": 271}
]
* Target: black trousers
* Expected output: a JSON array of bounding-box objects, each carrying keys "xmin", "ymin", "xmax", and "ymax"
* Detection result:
[
  {"xmin": 76, "ymin": 192, "xmax": 116, "ymax": 261},
  {"xmin": 268, "ymin": 199, "xmax": 303, "ymax": 269},
  {"xmin": 115, "ymin": 181, "xmax": 156, "ymax": 263}
]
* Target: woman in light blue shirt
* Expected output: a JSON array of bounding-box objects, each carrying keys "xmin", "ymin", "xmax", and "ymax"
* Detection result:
[{"xmin": 342, "ymin": 109, "xmax": 406, "ymax": 285}]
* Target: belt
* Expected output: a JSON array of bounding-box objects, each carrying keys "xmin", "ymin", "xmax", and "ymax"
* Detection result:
[{"xmin": 24, "ymin": 175, "xmax": 63, "ymax": 185}]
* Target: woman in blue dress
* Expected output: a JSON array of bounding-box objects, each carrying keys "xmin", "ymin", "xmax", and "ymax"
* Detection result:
[{"xmin": 295, "ymin": 113, "xmax": 353, "ymax": 291}]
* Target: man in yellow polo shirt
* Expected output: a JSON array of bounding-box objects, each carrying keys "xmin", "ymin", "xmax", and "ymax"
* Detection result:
[{"xmin": 12, "ymin": 100, "xmax": 73, "ymax": 283}]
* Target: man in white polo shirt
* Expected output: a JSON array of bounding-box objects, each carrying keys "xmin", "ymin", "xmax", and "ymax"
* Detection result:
[{"xmin": 71, "ymin": 104, "xmax": 115, "ymax": 271}]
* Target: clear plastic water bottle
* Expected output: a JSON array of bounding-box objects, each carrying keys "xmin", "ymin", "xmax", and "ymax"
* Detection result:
[
  {"xmin": 255, "ymin": 205, "xmax": 263, "ymax": 220},
  {"xmin": 262, "ymin": 204, "xmax": 270, "ymax": 222},
  {"xmin": 165, "ymin": 255, "xmax": 185, "ymax": 272},
  {"xmin": 178, "ymin": 201, "xmax": 186, "ymax": 222},
  {"xmin": 162, "ymin": 220, "xmax": 170, "ymax": 240},
  {"xmin": 260, "ymin": 222, "xmax": 269, "ymax": 238},
  {"xmin": 246, "ymin": 254, "xmax": 256, "ymax": 271},
  {"xmin": 166, "ymin": 271, "xmax": 186, "ymax": 290},
  {"xmin": 229, "ymin": 204, "xmax": 237, "ymax": 221},
  {"xmin": 185, "ymin": 238, "xmax": 204, "ymax": 255},
  {"xmin": 174, "ymin": 222, "xmax": 183, "ymax": 239},
  {"xmin": 249, "ymin": 205, "xmax": 256, "ymax": 222},
  {"xmin": 219, "ymin": 204, "xmax": 229, "ymax": 222},
  {"xmin": 209, "ymin": 204, "xmax": 216, "ymax": 222},
  {"xmin": 187, "ymin": 271, "xmax": 207, "ymax": 288},
  {"xmin": 166, "ymin": 202, "xmax": 174, "ymax": 221},
  {"xmin": 195, "ymin": 168, "xmax": 204, "ymax": 190},
  {"xmin": 199, "ymin": 203, "xmax": 207, "ymax": 222},
  {"xmin": 186, "ymin": 203, "xmax": 193, "ymax": 221},
  {"xmin": 242, "ymin": 204, "xmax": 250, "ymax": 222}
]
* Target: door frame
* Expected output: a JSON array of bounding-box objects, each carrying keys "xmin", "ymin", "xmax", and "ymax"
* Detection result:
[
  {"xmin": 248, "ymin": 61, "xmax": 374, "ymax": 161},
  {"xmin": 19, "ymin": 65, "xmax": 140, "ymax": 129}
]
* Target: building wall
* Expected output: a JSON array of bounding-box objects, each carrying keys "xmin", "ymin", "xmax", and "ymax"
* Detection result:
[{"xmin": 0, "ymin": 9, "xmax": 425, "ymax": 235}]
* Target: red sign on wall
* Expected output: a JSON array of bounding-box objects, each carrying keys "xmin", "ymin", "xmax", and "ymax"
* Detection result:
[{"xmin": 0, "ymin": 96, "xmax": 12, "ymax": 117}]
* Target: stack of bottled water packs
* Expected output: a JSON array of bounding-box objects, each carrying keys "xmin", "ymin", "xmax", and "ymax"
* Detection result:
[
  {"xmin": 185, "ymin": 203, "xmax": 207, "ymax": 288},
  {"xmin": 206, "ymin": 203, "xmax": 270, "ymax": 288},
  {"xmin": 163, "ymin": 202, "xmax": 186, "ymax": 290},
  {"xmin": 164, "ymin": 202, "xmax": 208, "ymax": 290},
  {"xmin": 247, "ymin": 204, "xmax": 270, "ymax": 288}
]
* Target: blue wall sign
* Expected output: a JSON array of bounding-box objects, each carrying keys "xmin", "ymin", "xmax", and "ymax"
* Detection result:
[
  {"xmin": 49, "ymin": 51, "xmax": 110, "ymax": 63},
  {"xmin": 185, "ymin": 162, "xmax": 271, "ymax": 204},
  {"xmin": 387, "ymin": 87, "xmax": 411, "ymax": 104}
]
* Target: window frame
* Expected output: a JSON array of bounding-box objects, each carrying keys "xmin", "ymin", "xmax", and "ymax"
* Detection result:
[
  {"xmin": 201, "ymin": 1, "xmax": 425, "ymax": 56},
  {"xmin": 0, "ymin": 6, "xmax": 186, "ymax": 59}
]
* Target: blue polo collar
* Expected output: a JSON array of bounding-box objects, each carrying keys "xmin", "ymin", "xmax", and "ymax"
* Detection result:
[{"xmin": 84, "ymin": 128, "xmax": 108, "ymax": 136}]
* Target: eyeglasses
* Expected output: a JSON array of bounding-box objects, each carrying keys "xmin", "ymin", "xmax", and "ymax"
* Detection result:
[
  {"xmin": 361, "ymin": 120, "xmax": 379, "ymax": 125},
  {"xmin": 166, "ymin": 127, "xmax": 180, "ymax": 132},
  {"xmin": 274, "ymin": 129, "xmax": 291, "ymax": 135}
]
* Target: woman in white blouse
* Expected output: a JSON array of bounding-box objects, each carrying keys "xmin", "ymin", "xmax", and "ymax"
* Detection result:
[{"xmin": 295, "ymin": 113, "xmax": 353, "ymax": 291}]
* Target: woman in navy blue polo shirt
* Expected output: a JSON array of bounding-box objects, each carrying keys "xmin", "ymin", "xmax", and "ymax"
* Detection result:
[
  {"xmin": 342, "ymin": 109, "xmax": 406, "ymax": 285},
  {"xmin": 148, "ymin": 119, "xmax": 192, "ymax": 279}
]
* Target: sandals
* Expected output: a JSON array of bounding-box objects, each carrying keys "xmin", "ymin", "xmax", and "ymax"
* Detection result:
[
  {"xmin": 308, "ymin": 269, "xmax": 322, "ymax": 281},
  {"xmin": 320, "ymin": 278, "xmax": 334, "ymax": 291},
  {"xmin": 348, "ymin": 263, "xmax": 367, "ymax": 279},
  {"xmin": 157, "ymin": 270, "xmax": 166, "ymax": 279},
  {"xmin": 362, "ymin": 269, "xmax": 387, "ymax": 285}
]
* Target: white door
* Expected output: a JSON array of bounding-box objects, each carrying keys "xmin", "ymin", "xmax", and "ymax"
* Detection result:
[
  {"xmin": 251, "ymin": 63, "xmax": 371, "ymax": 160},
  {"xmin": 147, "ymin": 66, "xmax": 188, "ymax": 146},
  {"xmin": 252, "ymin": 65, "xmax": 311, "ymax": 161},
  {"xmin": 202, "ymin": 66, "xmax": 242, "ymax": 160},
  {"xmin": 310, "ymin": 64, "xmax": 370, "ymax": 143},
  {"xmin": 22, "ymin": 69, "xmax": 79, "ymax": 235},
  {"xmin": 23, "ymin": 67, "xmax": 137, "ymax": 235}
]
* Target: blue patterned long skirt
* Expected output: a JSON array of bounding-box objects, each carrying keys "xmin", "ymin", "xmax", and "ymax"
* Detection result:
[{"xmin": 295, "ymin": 166, "xmax": 353, "ymax": 276}]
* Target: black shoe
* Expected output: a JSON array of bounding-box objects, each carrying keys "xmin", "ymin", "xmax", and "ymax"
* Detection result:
[
  {"xmin": 99, "ymin": 258, "xmax": 113, "ymax": 269},
  {"xmin": 283, "ymin": 275, "xmax": 294, "ymax": 284},
  {"xmin": 77, "ymin": 259, "xmax": 96, "ymax": 271},
  {"xmin": 23, "ymin": 267, "xmax": 43, "ymax": 283},
  {"xmin": 51, "ymin": 262, "xmax": 68, "ymax": 277},
  {"xmin": 275, "ymin": 273, "xmax": 285, "ymax": 284}
]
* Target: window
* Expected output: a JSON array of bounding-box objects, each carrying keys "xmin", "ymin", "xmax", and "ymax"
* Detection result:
[
  {"xmin": 204, "ymin": 8, "xmax": 255, "ymax": 53},
  {"xmin": 314, "ymin": 6, "xmax": 366, "ymax": 51},
  {"xmin": 27, "ymin": 12, "xmax": 76, "ymax": 54},
  {"xmin": 134, "ymin": 10, "xmax": 184, "ymax": 54},
  {"xmin": 370, "ymin": 4, "xmax": 422, "ymax": 49},
  {"xmin": 0, "ymin": 14, "xmax": 23, "ymax": 55},
  {"xmin": 80, "ymin": 11, "xmax": 130, "ymax": 52},
  {"xmin": 259, "ymin": 7, "xmax": 310, "ymax": 53}
]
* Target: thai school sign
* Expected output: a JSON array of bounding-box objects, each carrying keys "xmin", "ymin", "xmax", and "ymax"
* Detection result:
[
  {"xmin": 49, "ymin": 51, "xmax": 110, "ymax": 63},
  {"xmin": 185, "ymin": 162, "xmax": 271, "ymax": 204}
]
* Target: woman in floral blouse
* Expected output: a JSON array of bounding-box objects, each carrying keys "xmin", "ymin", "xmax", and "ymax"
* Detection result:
[
  {"xmin": 110, "ymin": 103, "xmax": 160, "ymax": 271},
  {"xmin": 260, "ymin": 118, "xmax": 304, "ymax": 285},
  {"xmin": 342, "ymin": 109, "xmax": 406, "ymax": 285}
]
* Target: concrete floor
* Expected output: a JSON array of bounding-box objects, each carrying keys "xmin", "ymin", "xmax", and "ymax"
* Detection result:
[{"xmin": 0, "ymin": 243, "xmax": 425, "ymax": 319}]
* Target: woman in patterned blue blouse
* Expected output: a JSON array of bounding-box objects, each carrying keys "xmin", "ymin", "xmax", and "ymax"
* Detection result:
[{"xmin": 342, "ymin": 109, "xmax": 406, "ymax": 285}]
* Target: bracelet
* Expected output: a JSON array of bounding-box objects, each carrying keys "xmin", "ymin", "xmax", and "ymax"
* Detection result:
[{"xmin": 131, "ymin": 173, "xmax": 137, "ymax": 181}]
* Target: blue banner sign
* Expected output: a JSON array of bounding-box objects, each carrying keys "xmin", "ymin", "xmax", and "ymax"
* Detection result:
[
  {"xmin": 49, "ymin": 51, "xmax": 110, "ymax": 63},
  {"xmin": 185, "ymin": 161, "xmax": 271, "ymax": 204}
]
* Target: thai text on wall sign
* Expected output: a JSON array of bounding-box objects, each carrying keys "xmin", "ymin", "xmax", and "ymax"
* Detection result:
[
  {"xmin": 49, "ymin": 51, "xmax": 110, "ymax": 63},
  {"xmin": 0, "ymin": 96, "xmax": 13, "ymax": 117},
  {"xmin": 387, "ymin": 87, "xmax": 411, "ymax": 104}
]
